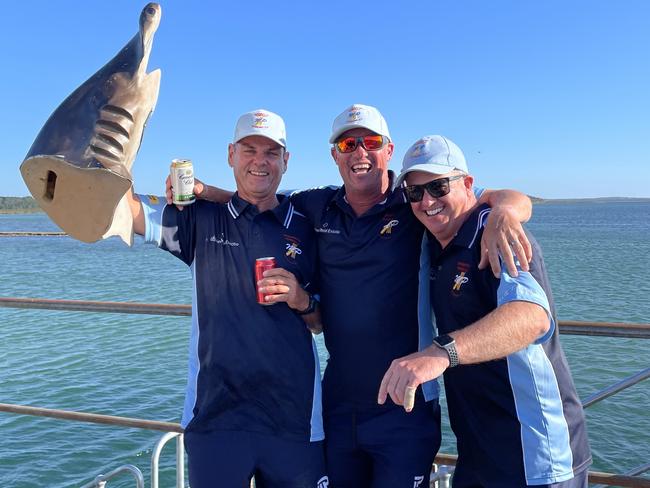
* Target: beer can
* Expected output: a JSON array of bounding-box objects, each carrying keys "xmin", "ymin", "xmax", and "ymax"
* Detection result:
[
  {"xmin": 255, "ymin": 257, "xmax": 276, "ymax": 305},
  {"xmin": 170, "ymin": 158, "xmax": 195, "ymax": 205}
]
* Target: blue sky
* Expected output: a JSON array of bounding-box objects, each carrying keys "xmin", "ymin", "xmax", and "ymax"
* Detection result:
[{"xmin": 2, "ymin": 1, "xmax": 648, "ymax": 198}]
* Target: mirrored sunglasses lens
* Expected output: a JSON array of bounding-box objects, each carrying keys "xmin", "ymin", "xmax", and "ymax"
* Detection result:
[
  {"xmin": 362, "ymin": 135, "xmax": 384, "ymax": 150},
  {"xmin": 337, "ymin": 138, "xmax": 358, "ymax": 153}
]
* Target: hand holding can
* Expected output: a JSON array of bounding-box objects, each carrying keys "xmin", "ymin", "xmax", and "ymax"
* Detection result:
[
  {"xmin": 255, "ymin": 257, "xmax": 276, "ymax": 305},
  {"xmin": 170, "ymin": 158, "xmax": 195, "ymax": 205}
]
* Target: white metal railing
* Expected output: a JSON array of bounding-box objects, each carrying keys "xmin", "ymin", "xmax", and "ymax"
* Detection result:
[{"xmin": 1, "ymin": 297, "xmax": 649, "ymax": 487}]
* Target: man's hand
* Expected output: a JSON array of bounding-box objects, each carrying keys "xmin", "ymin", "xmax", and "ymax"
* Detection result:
[
  {"xmin": 166, "ymin": 175, "xmax": 206, "ymax": 206},
  {"xmin": 377, "ymin": 348, "xmax": 448, "ymax": 412},
  {"xmin": 258, "ymin": 267, "xmax": 310, "ymax": 311},
  {"xmin": 479, "ymin": 206, "xmax": 532, "ymax": 277}
]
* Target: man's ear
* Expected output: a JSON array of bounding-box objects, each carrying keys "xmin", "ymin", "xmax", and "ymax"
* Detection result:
[
  {"xmin": 330, "ymin": 146, "xmax": 338, "ymax": 164},
  {"xmin": 227, "ymin": 143, "xmax": 235, "ymax": 167},
  {"xmin": 283, "ymin": 150, "xmax": 290, "ymax": 174}
]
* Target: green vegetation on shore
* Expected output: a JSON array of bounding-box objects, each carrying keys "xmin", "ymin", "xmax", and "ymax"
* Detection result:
[{"xmin": 0, "ymin": 197, "xmax": 43, "ymax": 214}]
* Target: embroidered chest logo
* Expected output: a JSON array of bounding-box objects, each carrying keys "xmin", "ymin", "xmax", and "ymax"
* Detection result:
[
  {"xmin": 413, "ymin": 475, "xmax": 425, "ymax": 487},
  {"xmin": 284, "ymin": 235, "xmax": 302, "ymax": 260},
  {"xmin": 315, "ymin": 221, "xmax": 341, "ymax": 235},
  {"xmin": 452, "ymin": 261, "xmax": 471, "ymax": 294},
  {"xmin": 207, "ymin": 233, "xmax": 240, "ymax": 247},
  {"xmin": 317, "ymin": 476, "xmax": 330, "ymax": 488},
  {"xmin": 380, "ymin": 219, "xmax": 399, "ymax": 235}
]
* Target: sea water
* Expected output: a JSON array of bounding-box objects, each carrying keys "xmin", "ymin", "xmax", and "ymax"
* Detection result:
[{"xmin": 0, "ymin": 202, "xmax": 648, "ymax": 487}]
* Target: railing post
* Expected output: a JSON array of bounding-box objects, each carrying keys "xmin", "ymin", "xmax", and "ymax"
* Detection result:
[
  {"xmin": 176, "ymin": 433, "xmax": 185, "ymax": 488},
  {"xmin": 151, "ymin": 431, "xmax": 183, "ymax": 488}
]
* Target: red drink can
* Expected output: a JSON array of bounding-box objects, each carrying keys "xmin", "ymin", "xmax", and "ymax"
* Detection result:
[{"xmin": 255, "ymin": 257, "xmax": 276, "ymax": 305}]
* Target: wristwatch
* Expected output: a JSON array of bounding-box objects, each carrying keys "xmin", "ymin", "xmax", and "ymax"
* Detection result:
[
  {"xmin": 432, "ymin": 334, "xmax": 459, "ymax": 368},
  {"xmin": 297, "ymin": 293, "xmax": 317, "ymax": 315}
]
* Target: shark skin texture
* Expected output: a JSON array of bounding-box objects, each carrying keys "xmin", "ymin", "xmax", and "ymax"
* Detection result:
[{"xmin": 20, "ymin": 3, "xmax": 162, "ymax": 245}]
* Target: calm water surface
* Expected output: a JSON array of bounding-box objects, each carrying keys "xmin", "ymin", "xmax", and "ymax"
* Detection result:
[{"xmin": 1, "ymin": 202, "xmax": 648, "ymax": 487}]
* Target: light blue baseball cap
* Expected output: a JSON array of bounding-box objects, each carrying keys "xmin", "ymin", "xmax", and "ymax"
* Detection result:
[{"xmin": 395, "ymin": 135, "xmax": 468, "ymax": 188}]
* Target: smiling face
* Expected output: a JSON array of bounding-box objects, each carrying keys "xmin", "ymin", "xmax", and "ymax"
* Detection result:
[
  {"xmin": 228, "ymin": 135, "xmax": 288, "ymax": 210},
  {"xmin": 406, "ymin": 170, "xmax": 476, "ymax": 247},
  {"xmin": 330, "ymin": 128, "xmax": 394, "ymax": 199}
]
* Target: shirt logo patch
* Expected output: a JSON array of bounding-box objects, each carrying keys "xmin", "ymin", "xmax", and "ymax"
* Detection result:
[
  {"xmin": 285, "ymin": 242, "xmax": 302, "ymax": 258},
  {"xmin": 283, "ymin": 235, "xmax": 303, "ymax": 261},
  {"xmin": 452, "ymin": 261, "xmax": 471, "ymax": 294},
  {"xmin": 413, "ymin": 475, "xmax": 425, "ymax": 487},
  {"xmin": 380, "ymin": 219, "xmax": 399, "ymax": 235},
  {"xmin": 315, "ymin": 222, "xmax": 341, "ymax": 234},
  {"xmin": 317, "ymin": 476, "xmax": 329, "ymax": 488},
  {"xmin": 207, "ymin": 234, "xmax": 240, "ymax": 247}
]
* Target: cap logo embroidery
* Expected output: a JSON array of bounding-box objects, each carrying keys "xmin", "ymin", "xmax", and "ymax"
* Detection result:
[
  {"xmin": 147, "ymin": 195, "xmax": 159, "ymax": 204},
  {"xmin": 410, "ymin": 143, "xmax": 425, "ymax": 158},
  {"xmin": 252, "ymin": 115, "xmax": 268, "ymax": 128},
  {"xmin": 380, "ymin": 219, "xmax": 399, "ymax": 235},
  {"xmin": 347, "ymin": 108, "xmax": 362, "ymax": 121}
]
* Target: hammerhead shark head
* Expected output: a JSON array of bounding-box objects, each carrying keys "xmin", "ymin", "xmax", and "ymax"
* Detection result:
[{"xmin": 20, "ymin": 3, "xmax": 162, "ymax": 245}]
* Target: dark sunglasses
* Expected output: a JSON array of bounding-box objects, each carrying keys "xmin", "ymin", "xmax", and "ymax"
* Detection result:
[
  {"xmin": 334, "ymin": 135, "xmax": 387, "ymax": 153},
  {"xmin": 404, "ymin": 174, "xmax": 466, "ymax": 202}
]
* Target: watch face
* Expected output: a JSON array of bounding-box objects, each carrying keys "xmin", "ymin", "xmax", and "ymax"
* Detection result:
[{"xmin": 434, "ymin": 334, "xmax": 454, "ymax": 347}]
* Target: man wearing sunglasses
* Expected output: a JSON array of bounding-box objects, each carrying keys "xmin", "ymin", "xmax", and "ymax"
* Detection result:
[
  {"xmin": 379, "ymin": 135, "xmax": 591, "ymax": 487},
  {"xmin": 172, "ymin": 105, "xmax": 534, "ymax": 487}
]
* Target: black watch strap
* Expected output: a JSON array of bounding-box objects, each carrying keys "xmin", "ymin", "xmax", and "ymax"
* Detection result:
[
  {"xmin": 433, "ymin": 334, "xmax": 459, "ymax": 368},
  {"xmin": 297, "ymin": 293, "xmax": 317, "ymax": 315}
]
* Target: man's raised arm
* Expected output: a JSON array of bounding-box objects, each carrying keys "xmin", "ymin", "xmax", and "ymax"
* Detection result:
[
  {"xmin": 478, "ymin": 189, "xmax": 533, "ymax": 277},
  {"xmin": 127, "ymin": 189, "xmax": 145, "ymax": 236}
]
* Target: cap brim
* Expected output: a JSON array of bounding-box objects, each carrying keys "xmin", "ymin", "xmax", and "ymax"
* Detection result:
[
  {"xmin": 394, "ymin": 163, "xmax": 461, "ymax": 188},
  {"xmin": 329, "ymin": 124, "xmax": 384, "ymax": 143}
]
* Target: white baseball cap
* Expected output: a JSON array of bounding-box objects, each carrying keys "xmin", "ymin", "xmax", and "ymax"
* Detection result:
[
  {"xmin": 329, "ymin": 104, "xmax": 391, "ymax": 143},
  {"xmin": 395, "ymin": 135, "xmax": 468, "ymax": 187},
  {"xmin": 233, "ymin": 109, "xmax": 287, "ymax": 148}
]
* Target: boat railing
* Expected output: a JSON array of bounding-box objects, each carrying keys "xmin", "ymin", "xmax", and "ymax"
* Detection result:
[{"xmin": 1, "ymin": 297, "xmax": 649, "ymax": 488}]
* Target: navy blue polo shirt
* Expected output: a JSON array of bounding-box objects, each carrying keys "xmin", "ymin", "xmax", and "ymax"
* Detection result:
[
  {"xmin": 139, "ymin": 193, "xmax": 324, "ymax": 442},
  {"xmin": 290, "ymin": 181, "xmax": 436, "ymax": 415},
  {"xmin": 424, "ymin": 203, "xmax": 591, "ymax": 485}
]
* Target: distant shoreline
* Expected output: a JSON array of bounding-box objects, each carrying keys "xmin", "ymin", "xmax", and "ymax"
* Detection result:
[
  {"xmin": 1, "ymin": 196, "xmax": 649, "ymax": 214},
  {"xmin": 531, "ymin": 197, "xmax": 650, "ymax": 204}
]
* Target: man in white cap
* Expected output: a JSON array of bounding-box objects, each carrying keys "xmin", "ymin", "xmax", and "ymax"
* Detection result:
[
  {"xmin": 128, "ymin": 109, "xmax": 328, "ymax": 488},
  {"xmin": 379, "ymin": 135, "xmax": 591, "ymax": 487},
  {"xmin": 176, "ymin": 104, "xmax": 533, "ymax": 487}
]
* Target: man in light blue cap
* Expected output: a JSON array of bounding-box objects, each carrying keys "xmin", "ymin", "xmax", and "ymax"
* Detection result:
[{"xmin": 379, "ymin": 135, "xmax": 592, "ymax": 488}]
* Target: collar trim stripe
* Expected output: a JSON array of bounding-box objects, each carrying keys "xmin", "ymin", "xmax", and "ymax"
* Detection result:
[
  {"xmin": 284, "ymin": 203, "xmax": 295, "ymax": 228},
  {"xmin": 227, "ymin": 200, "xmax": 239, "ymax": 219},
  {"xmin": 468, "ymin": 208, "xmax": 491, "ymax": 248}
]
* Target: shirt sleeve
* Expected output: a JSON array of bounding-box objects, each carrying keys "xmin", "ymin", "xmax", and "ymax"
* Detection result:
[
  {"xmin": 497, "ymin": 268, "xmax": 555, "ymax": 344},
  {"xmin": 138, "ymin": 193, "xmax": 197, "ymax": 266}
]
